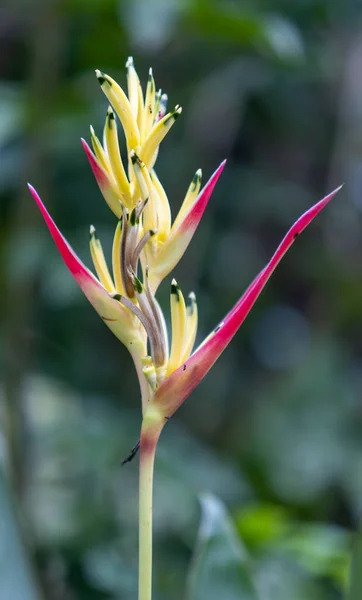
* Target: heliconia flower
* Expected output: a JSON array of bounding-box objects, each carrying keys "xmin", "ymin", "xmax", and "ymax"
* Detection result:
[
  {"xmin": 82, "ymin": 58, "xmax": 224, "ymax": 292},
  {"xmin": 27, "ymin": 157, "xmax": 224, "ymax": 411},
  {"xmin": 147, "ymin": 185, "xmax": 342, "ymax": 421},
  {"xmin": 28, "ymin": 57, "xmax": 343, "ymax": 600},
  {"xmin": 28, "ymin": 58, "xmax": 341, "ymax": 423},
  {"xmin": 83, "ymin": 59, "xmax": 181, "ymax": 215}
]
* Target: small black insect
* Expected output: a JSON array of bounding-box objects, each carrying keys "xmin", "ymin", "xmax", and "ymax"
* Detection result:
[{"xmin": 122, "ymin": 439, "xmax": 140, "ymax": 465}]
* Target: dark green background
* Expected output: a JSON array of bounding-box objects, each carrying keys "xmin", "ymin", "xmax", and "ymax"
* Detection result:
[{"xmin": 1, "ymin": 1, "xmax": 362, "ymax": 598}]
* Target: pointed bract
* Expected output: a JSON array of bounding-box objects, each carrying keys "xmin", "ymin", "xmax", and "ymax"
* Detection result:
[
  {"xmin": 28, "ymin": 184, "xmax": 145, "ymax": 350},
  {"xmin": 148, "ymin": 160, "xmax": 226, "ymax": 291},
  {"xmin": 150, "ymin": 185, "xmax": 342, "ymax": 418},
  {"xmin": 81, "ymin": 139, "xmax": 122, "ymax": 218}
]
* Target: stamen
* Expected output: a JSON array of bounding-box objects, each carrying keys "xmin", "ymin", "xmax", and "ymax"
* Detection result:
[
  {"xmin": 128, "ymin": 270, "xmax": 167, "ymax": 368},
  {"xmin": 130, "ymin": 197, "xmax": 147, "ymax": 226},
  {"xmin": 136, "ymin": 197, "xmax": 149, "ymax": 221},
  {"xmin": 119, "ymin": 204, "xmax": 135, "ymax": 298},
  {"xmin": 112, "ymin": 292, "xmax": 157, "ymax": 347},
  {"xmin": 131, "ymin": 229, "xmax": 157, "ymax": 272},
  {"xmin": 113, "ymin": 195, "xmax": 150, "ymax": 298},
  {"xmin": 127, "ymin": 198, "xmax": 144, "ymax": 271},
  {"xmin": 144, "ymin": 268, "xmax": 169, "ymax": 362}
]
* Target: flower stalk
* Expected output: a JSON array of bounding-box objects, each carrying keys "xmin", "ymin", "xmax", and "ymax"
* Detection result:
[
  {"xmin": 28, "ymin": 58, "xmax": 342, "ymax": 600},
  {"xmin": 138, "ymin": 411, "xmax": 165, "ymax": 600}
]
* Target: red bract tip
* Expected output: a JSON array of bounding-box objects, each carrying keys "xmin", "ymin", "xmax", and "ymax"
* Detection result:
[{"xmin": 151, "ymin": 185, "xmax": 342, "ymax": 418}]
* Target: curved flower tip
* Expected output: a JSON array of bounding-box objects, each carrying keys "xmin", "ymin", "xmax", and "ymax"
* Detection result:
[
  {"xmin": 178, "ymin": 159, "xmax": 227, "ymax": 233},
  {"xmin": 28, "ymin": 183, "xmax": 94, "ymax": 283},
  {"xmin": 81, "ymin": 138, "xmax": 122, "ymax": 217},
  {"xmin": 27, "ymin": 184, "xmax": 143, "ymax": 347},
  {"xmin": 149, "ymin": 159, "xmax": 227, "ymax": 289},
  {"xmin": 150, "ymin": 184, "xmax": 342, "ymax": 419}
]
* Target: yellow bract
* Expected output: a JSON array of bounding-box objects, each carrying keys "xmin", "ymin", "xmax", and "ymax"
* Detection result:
[
  {"xmin": 166, "ymin": 281, "xmax": 199, "ymax": 377},
  {"xmin": 104, "ymin": 107, "xmax": 132, "ymax": 205},
  {"xmin": 89, "ymin": 226, "xmax": 115, "ymax": 293},
  {"xmin": 112, "ymin": 220, "xmax": 125, "ymax": 295},
  {"xmin": 95, "ymin": 69, "xmax": 140, "ymax": 151},
  {"xmin": 167, "ymin": 280, "xmax": 187, "ymax": 376}
]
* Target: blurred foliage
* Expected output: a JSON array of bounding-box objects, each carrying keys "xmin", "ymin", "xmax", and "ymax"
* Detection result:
[
  {"xmin": 347, "ymin": 527, "xmax": 362, "ymax": 600},
  {"xmin": 186, "ymin": 494, "xmax": 256, "ymax": 600},
  {"xmin": 1, "ymin": 0, "xmax": 362, "ymax": 598}
]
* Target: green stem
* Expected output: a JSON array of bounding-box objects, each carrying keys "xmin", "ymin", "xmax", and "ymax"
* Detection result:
[{"xmin": 138, "ymin": 415, "xmax": 164, "ymax": 600}]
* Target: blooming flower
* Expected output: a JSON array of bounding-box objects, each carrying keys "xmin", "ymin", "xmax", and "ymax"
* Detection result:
[{"xmin": 28, "ymin": 59, "xmax": 341, "ymax": 421}]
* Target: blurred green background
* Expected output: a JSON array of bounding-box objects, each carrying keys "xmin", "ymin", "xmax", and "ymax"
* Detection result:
[{"xmin": 1, "ymin": 0, "xmax": 362, "ymax": 599}]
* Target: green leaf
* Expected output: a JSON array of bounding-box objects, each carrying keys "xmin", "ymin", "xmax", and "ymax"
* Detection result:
[
  {"xmin": 346, "ymin": 529, "xmax": 362, "ymax": 600},
  {"xmin": 235, "ymin": 503, "xmax": 292, "ymax": 548},
  {"xmin": 186, "ymin": 494, "xmax": 257, "ymax": 600}
]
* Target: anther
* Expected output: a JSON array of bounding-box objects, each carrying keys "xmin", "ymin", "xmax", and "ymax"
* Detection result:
[{"xmin": 95, "ymin": 69, "xmax": 109, "ymax": 86}]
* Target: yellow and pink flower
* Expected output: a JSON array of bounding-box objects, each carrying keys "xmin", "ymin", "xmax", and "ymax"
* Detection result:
[{"xmin": 28, "ymin": 59, "xmax": 341, "ymax": 422}]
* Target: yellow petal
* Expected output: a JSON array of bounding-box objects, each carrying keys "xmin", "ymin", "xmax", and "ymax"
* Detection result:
[
  {"xmin": 180, "ymin": 292, "xmax": 198, "ymax": 363},
  {"xmin": 96, "ymin": 70, "xmax": 140, "ymax": 151},
  {"xmin": 166, "ymin": 279, "xmax": 187, "ymax": 376},
  {"xmin": 150, "ymin": 169, "xmax": 171, "ymax": 240},
  {"xmin": 146, "ymin": 161, "xmax": 225, "ymax": 293},
  {"xmin": 103, "ymin": 107, "xmax": 132, "ymax": 206},
  {"xmin": 142, "ymin": 68, "xmax": 156, "ymax": 141},
  {"xmin": 136, "ymin": 76, "xmax": 145, "ymax": 137},
  {"xmin": 130, "ymin": 152, "xmax": 161, "ymax": 237},
  {"xmin": 172, "ymin": 168, "xmax": 202, "ymax": 232},
  {"xmin": 89, "ymin": 226, "xmax": 115, "ymax": 292},
  {"xmin": 90, "ymin": 125, "xmax": 112, "ymax": 174},
  {"xmin": 130, "ymin": 150, "xmax": 150, "ymax": 202},
  {"xmin": 112, "ymin": 219, "xmax": 125, "ymax": 295},
  {"xmin": 139, "ymin": 105, "xmax": 182, "ymax": 169},
  {"xmin": 126, "ymin": 56, "xmax": 139, "ymax": 120}
]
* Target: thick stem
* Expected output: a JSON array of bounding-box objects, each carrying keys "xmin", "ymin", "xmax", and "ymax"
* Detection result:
[
  {"xmin": 138, "ymin": 414, "xmax": 164, "ymax": 600},
  {"xmin": 131, "ymin": 349, "xmax": 151, "ymax": 415}
]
